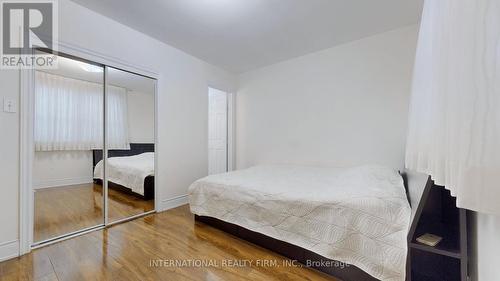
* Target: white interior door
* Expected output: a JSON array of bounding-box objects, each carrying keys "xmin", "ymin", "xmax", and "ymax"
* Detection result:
[{"xmin": 208, "ymin": 87, "xmax": 228, "ymax": 175}]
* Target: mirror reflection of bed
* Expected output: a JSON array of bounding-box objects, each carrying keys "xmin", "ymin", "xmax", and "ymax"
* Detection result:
[
  {"xmin": 104, "ymin": 67, "xmax": 156, "ymax": 223},
  {"xmin": 92, "ymin": 144, "xmax": 155, "ymax": 223},
  {"xmin": 33, "ymin": 53, "xmax": 156, "ymax": 243}
]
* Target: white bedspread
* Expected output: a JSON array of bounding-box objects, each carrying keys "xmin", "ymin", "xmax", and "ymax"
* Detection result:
[
  {"xmin": 94, "ymin": 152, "xmax": 154, "ymax": 195},
  {"xmin": 189, "ymin": 165, "xmax": 410, "ymax": 281}
]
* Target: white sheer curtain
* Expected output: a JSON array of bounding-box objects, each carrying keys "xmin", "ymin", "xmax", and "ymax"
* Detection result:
[
  {"xmin": 35, "ymin": 71, "xmax": 130, "ymax": 151},
  {"xmin": 107, "ymin": 85, "xmax": 130, "ymax": 149},
  {"xmin": 406, "ymin": 0, "xmax": 500, "ymax": 214}
]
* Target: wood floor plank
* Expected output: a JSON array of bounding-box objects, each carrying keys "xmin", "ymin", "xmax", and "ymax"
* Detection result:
[
  {"xmin": 34, "ymin": 273, "xmax": 59, "ymax": 281},
  {"xmin": 34, "ymin": 183, "xmax": 154, "ymax": 242},
  {"xmin": 0, "ymin": 251, "xmax": 55, "ymax": 281},
  {"xmin": 1, "ymin": 205, "xmax": 336, "ymax": 281}
]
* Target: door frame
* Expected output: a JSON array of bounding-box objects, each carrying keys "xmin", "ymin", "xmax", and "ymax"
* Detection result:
[
  {"xmin": 227, "ymin": 92, "xmax": 234, "ymax": 172},
  {"xmin": 207, "ymin": 87, "xmax": 234, "ymax": 173},
  {"xmin": 19, "ymin": 40, "xmax": 160, "ymax": 254}
]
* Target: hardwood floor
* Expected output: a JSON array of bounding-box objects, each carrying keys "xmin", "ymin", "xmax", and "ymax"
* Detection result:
[
  {"xmin": 34, "ymin": 183, "xmax": 154, "ymax": 242},
  {"xmin": 3, "ymin": 205, "xmax": 337, "ymax": 281}
]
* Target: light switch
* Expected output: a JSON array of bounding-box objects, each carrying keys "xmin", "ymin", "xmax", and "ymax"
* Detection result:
[{"xmin": 3, "ymin": 98, "xmax": 17, "ymax": 113}]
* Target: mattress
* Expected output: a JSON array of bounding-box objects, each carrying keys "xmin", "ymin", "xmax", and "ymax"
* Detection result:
[
  {"xmin": 94, "ymin": 152, "xmax": 154, "ymax": 195},
  {"xmin": 188, "ymin": 165, "xmax": 411, "ymax": 281}
]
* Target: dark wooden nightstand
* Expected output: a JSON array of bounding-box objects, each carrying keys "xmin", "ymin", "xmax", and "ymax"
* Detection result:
[{"xmin": 407, "ymin": 183, "xmax": 468, "ymax": 281}]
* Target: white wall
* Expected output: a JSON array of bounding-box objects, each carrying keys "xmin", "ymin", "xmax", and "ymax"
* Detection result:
[
  {"xmin": 236, "ymin": 26, "xmax": 418, "ymax": 170},
  {"xmin": 127, "ymin": 91, "xmax": 155, "ymax": 143},
  {"xmin": 0, "ymin": 70, "xmax": 20, "ymax": 260},
  {"xmin": 33, "ymin": 151, "xmax": 93, "ymax": 189},
  {"xmin": 470, "ymin": 213, "xmax": 500, "ymax": 281},
  {"xmin": 0, "ymin": 0, "xmax": 236, "ymax": 260}
]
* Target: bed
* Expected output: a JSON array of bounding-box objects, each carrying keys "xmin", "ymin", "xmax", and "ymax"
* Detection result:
[
  {"xmin": 93, "ymin": 143, "xmax": 155, "ymax": 200},
  {"xmin": 189, "ymin": 165, "xmax": 430, "ymax": 281}
]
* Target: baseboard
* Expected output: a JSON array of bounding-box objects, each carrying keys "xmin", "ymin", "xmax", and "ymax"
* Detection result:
[
  {"xmin": 158, "ymin": 194, "xmax": 188, "ymax": 212},
  {"xmin": 0, "ymin": 240, "xmax": 19, "ymax": 262},
  {"xmin": 34, "ymin": 177, "xmax": 93, "ymax": 189}
]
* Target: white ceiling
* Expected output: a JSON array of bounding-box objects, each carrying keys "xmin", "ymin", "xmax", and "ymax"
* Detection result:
[{"xmin": 70, "ymin": 0, "xmax": 423, "ymax": 73}]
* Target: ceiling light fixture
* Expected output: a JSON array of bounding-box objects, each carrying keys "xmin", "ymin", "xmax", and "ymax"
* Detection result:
[{"xmin": 79, "ymin": 63, "xmax": 103, "ymax": 73}]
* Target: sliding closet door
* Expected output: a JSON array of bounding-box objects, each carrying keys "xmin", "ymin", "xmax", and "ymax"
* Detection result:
[
  {"xmin": 33, "ymin": 51, "xmax": 105, "ymax": 243},
  {"xmin": 105, "ymin": 67, "xmax": 156, "ymax": 224}
]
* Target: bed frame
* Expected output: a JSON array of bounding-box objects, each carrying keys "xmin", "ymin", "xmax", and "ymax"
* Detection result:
[
  {"xmin": 195, "ymin": 169, "xmax": 432, "ymax": 281},
  {"xmin": 93, "ymin": 143, "xmax": 155, "ymax": 200}
]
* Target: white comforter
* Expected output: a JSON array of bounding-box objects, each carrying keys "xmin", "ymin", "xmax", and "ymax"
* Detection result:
[
  {"xmin": 189, "ymin": 165, "xmax": 410, "ymax": 281},
  {"xmin": 94, "ymin": 152, "xmax": 154, "ymax": 195}
]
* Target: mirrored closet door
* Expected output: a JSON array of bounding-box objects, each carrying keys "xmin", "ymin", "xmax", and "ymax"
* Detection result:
[
  {"xmin": 105, "ymin": 67, "xmax": 156, "ymax": 224},
  {"xmin": 32, "ymin": 50, "xmax": 156, "ymax": 245},
  {"xmin": 33, "ymin": 51, "xmax": 106, "ymax": 244}
]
